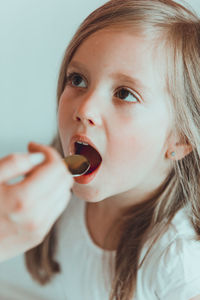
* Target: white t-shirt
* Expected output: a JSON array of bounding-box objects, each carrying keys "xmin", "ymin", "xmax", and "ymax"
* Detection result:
[{"xmin": 0, "ymin": 193, "xmax": 200, "ymax": 300}]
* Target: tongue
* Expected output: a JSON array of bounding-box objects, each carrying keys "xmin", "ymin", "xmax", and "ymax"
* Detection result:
[{"xmin": 76, "ymin": 144, "xmax": 102, "ymax": 174}]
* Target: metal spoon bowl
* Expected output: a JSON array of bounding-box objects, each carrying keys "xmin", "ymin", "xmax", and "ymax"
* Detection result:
[{"xmin": 63, "ymin": 154, "xmax": 90, "ymax": 177}]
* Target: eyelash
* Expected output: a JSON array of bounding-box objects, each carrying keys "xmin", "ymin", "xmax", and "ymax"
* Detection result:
[{"xmin": 65, "ymin": 72, "xmax": 141, "ymax": 104}]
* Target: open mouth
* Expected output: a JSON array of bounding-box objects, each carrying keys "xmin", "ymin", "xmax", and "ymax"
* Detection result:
[{"xmin": 74, "ymin": 142, "xmax": 102, "ymax": 175}]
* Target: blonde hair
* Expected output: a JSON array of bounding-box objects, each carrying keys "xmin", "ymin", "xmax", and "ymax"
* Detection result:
[{"xmin": 25, "ymin": 1, "xmax": 200, "ymax": 299}]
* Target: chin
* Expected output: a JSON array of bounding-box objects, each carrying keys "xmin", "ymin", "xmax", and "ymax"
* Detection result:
[{"xmin": 72, "ymin": 184, "xmax": 106, "ymax": 203}]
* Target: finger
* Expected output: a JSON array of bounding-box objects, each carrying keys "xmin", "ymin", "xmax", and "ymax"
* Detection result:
[
  {"xmin": 30, "ymin": 178, "xmax": 71, "ymax": 227},
  {"xmin": 38, "ymin": 188, "xmax": 71, "ymax": 237},
  {"xmin": 4, "ymin": 161, "xmax": 73, "ymax": 216},
  {"xmin": 2, "ymin": 155, "xmax": 73, "ymax": 217},
  {"xmin": 30, "ymin": 183, "xmax": 72, "ymax": 238},
  {"xmin": 0, "ymin": 153, "xmax": 46, "ymax": 183},
  {"xmin": 18, "ymin": 143, "xmax": 73, "ymax": 189},
  {"xmin": 27, "ymin": 141, "xmax": 63, "ymax": 163},
  {"xmin": 8, "ymin": 179, "xmax": 71, "ymax": 236}
]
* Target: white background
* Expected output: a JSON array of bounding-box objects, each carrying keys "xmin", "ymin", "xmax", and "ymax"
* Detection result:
[{"xmin": 0, "ymin": 0, "xmax": 199, "ymax": 157}]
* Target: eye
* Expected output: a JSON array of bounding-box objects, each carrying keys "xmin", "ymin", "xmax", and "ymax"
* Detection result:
[
  {"xmin": 66, "ymin": 72, "xmax": 87, "ymax": 88},
  {"xmin": 114, "ymin": 87, "xmax": 140, "ymax": 103}
]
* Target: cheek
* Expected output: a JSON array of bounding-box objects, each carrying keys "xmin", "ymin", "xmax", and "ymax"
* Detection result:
[
  {"xmin": 57, "ymin": 96, "xmax": 74, "ymax": 154},
  {"xmin": 58, "ymin": 99, "xmax": 65, "ymax": 130},
  {"xmin": 107, "ymin": 134, "xmax": 151, "ymax": 167},
  {"xmin": 106, "ymin": 113, "xmax": 169, "ymax": 170},
  {"xmin": 58, "ymin": 95, "xmax": 72, "ymax": 129}
]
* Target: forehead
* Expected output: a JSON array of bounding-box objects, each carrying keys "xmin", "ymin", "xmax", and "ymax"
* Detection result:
[
  {"xmin": 70, "ymin": 28, "xmax": 168, "ymax": 93},
  {"xmin": 75, "ymin": 28, "xmax": 157, "ymax": 62}
]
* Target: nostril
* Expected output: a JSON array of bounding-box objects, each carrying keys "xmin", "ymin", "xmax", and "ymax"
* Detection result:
[
  {"xmin": 76, "ymin": 116, "xmax": 94, "ymax": 125},
  {"xmin": 89, "ymin": 119, "xmax": 94, "ymax": 125}
]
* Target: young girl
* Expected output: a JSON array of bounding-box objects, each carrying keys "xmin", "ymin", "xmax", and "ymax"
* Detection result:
[{"xmin": 0, "ymin": 0, "xmax": 200, "ymax": 299}]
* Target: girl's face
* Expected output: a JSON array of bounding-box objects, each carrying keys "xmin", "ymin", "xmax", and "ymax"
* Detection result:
[{"xmin": 58, "ymin": 28, "xmax": 174, "ymax": 205}]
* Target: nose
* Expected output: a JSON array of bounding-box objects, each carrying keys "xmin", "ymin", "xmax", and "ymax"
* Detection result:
[{"xmin": 73, "ymin": 93, "xmax": 102, "ymax": 127}]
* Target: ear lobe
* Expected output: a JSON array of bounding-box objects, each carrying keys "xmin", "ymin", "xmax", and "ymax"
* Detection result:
[{"xmin": 167, "ymin": 143, "xmax": 193, "ymax": 160}]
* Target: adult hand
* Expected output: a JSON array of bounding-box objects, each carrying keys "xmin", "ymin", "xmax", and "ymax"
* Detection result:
[{"xmin": 0, "ymin": 141, "xmax": 73, "ymax": 262}]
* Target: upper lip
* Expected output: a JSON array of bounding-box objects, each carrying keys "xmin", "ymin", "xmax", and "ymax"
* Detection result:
[{"xmin": 69, "ymin": 134, "xmax": 102, "ymax": 158}]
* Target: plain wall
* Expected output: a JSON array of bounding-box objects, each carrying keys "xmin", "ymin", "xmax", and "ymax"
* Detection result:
[
  {"xmin": 0, "ymin": 0, "xmax": 199, "ymax": 157},
  {"xmin": 0, "ymin": 0, "xmax": 107, "ymax": 157}
]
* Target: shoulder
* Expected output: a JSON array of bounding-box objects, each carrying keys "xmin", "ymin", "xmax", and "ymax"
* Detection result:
[
  {"xmin": 150, "ymin": 207, "xmax": 200, "ymax": 300},
  {"xmin": 154, "ymin": 237, "xmax": 200, "ymax": 299}
]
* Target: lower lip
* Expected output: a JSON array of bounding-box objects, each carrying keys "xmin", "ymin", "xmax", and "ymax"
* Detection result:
[{"xmin": 74, "ymin": 163, "xmax": 101, "ymax": 184}]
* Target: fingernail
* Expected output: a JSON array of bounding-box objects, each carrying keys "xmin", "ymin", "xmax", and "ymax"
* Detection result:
[{"xmin": 29, "ymin": 153, "xmax": 45, "ymax": 166}]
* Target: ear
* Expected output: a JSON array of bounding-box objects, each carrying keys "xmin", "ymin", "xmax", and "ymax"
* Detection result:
[
  {"xmin": 166, "ymin": 143, "xmax": 193, "ymax": 160},
  {"xmin": 165, "ymin": 131, "xmax": 193, "ymax": 161}
]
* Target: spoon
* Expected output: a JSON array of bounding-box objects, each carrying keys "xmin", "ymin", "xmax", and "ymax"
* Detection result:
[{"xmin": 63, "ymin": 154, "xmax": 90, "ymax": 177}]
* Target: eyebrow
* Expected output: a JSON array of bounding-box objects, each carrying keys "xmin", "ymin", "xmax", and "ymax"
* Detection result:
[{"xmin": 67, "ymin": 60, "xmax": 149, "ymax": 92}]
